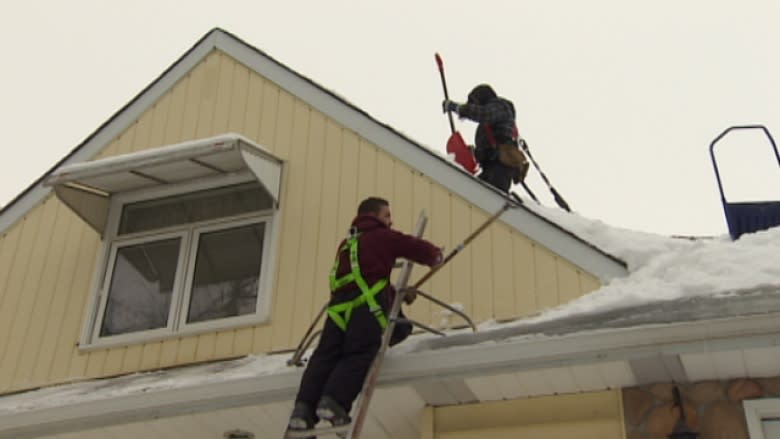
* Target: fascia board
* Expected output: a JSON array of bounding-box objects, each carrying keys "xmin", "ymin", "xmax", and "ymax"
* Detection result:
[{"xmin": 3, "ymin": 311, "xmax": 780, "ymax": 438}]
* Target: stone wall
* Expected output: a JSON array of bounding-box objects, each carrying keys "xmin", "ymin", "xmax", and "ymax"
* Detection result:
[{"xmin": 623, "ymin": 376, "xmax": 780, "ymax": 439}]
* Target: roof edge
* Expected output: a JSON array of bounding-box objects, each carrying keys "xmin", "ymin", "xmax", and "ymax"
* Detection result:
[{"xmin": 2, "ymin": 310, "xmax": 779, "ymax": 438}]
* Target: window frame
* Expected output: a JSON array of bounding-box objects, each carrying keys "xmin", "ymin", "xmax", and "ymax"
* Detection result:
[
  {"xmin": 79, "ymin": 172, "xmax": 278, "ymax": 350},
  {"xmin": 744, "ymin": 398, "xmax": 780, "ymax": 439}
]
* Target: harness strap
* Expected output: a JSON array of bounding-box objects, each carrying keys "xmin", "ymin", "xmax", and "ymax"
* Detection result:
[
  {"xmin": 327, "ymin": 232, "xmax": 389, "ymax": 331},
  {"xmin": 483, "ymin": 122, "xmax": 519, "ymax": 147}
]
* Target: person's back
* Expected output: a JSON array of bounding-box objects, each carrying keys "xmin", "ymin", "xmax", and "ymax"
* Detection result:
[
  {"xmin": 288, "ymin": 197, "xmax": 441, "ymax": 437},
  {"xmin": 443, "ymin": 84, "xmax": 529, "ymax": 192}
]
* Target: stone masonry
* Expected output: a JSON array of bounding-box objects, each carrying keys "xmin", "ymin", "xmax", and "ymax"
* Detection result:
[{"xmin": 623, "ymin": 376, "xmax": 780, "ymax": 439}]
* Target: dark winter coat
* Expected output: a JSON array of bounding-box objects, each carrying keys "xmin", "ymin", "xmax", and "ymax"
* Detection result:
[
  {"xmin": 457, "ymin": 96, "xmax": 518, "ymax": 164},
  {"xmin": 331, "ymin": 214, "xmax": 441, "ymax": 306}
]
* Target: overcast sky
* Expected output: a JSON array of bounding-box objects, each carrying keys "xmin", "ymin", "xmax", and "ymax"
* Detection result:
[{"xmin": 2, "ymin": 0, "xmax": 779, "ymax": 236}]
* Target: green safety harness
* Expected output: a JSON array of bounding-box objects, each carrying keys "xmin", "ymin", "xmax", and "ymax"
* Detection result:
[{"xmin": 326, "ymin": 229, "xmax": 388, "ymax": 331}]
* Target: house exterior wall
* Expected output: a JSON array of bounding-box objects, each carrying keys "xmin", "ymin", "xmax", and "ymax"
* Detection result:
[
  {"xmin": 422, "ymin": 390, "xmax": 625, "ymax": 438},
  {"xmin": 0, "ymin": 49, "xmax": 602, "ymax": 394},
  {"xmin": 622, "ymin": 377, "xmax": 780, "ymax": 439}
]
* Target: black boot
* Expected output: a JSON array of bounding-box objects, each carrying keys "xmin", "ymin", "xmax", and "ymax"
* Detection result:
[
  {"xmin": 316, "ymin": 395, "xmax": 351, "ymax": 426},
  {"xmin": 288, "ymin": 401, "xmax": 316, "ymax": 438}
]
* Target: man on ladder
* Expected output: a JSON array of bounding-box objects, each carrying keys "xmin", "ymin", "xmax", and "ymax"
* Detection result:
[{"xmin": 287, "ymin": 197, "xmax": 443, "ymax": 437}]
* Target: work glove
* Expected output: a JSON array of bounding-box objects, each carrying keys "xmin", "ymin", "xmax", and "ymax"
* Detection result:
[{"xmin": 442, "ymin": 99, "xmax": 461, "ymax": 114}]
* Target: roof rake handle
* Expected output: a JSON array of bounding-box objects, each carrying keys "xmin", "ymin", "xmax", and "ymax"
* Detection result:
[
  {"xmin": 435, "ymin": 53, "xmax": 456, "ymax": 134},
  {"xmin": 411, "ymin": 202, "xmax": 512, "ymax": 290}
]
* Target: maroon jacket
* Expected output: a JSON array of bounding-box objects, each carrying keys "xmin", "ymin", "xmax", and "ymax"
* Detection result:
[{"xmin": 331, "ymin": 215, "xmax": 442, "ymax": 301}]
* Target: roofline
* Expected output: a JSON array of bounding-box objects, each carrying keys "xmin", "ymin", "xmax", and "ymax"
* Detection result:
[
  {"xmin": 2, "ymin": 310, "xmax": 780, "ymax": 438},
  {"xmin": 0, "ymin": 27, "xmax": 626, "ymax": 280}
]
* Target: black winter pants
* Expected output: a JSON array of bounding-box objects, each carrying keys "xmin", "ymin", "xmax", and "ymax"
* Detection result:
[
  {"xmin": 479, "ymin": 161, "xmax": 517, "ymax": 192},
  {"xmin": 294, "ymin": 292, "xmax": 384, "ymax": 413}
]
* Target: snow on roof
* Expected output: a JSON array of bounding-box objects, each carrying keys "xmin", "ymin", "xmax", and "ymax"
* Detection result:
[{"xmin": 1, "ymin": 207, "xmax": 777, "ymax": 415}]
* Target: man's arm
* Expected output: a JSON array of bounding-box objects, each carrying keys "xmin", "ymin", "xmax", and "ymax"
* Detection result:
[
  {"xmin": 387, "ymin": 230, "xmax": 442, "ymax": 267},
  {"xmin": 457, "ymin": 100, "xmax": 513, "ymax": 124}
]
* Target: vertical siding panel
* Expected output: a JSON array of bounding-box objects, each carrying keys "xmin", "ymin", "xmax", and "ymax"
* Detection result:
[
  {"xmin": 310, "ymin": 120, "xmax": 342, "ymax": 323},
  {"xmin": 407, "ymin": 176, "xmax": 435, "ymax": 326},
  {"xmin": 336, "ymin": 130, "xmax": 360, "ymax": 229},
  {"xmin": 233, "ymin": 327, "xmax": 254, "ymax": 356},
  {"xmin": 145, "ymin": 87, "xmax": 172, "ymax": 150},
  {"xmin": 158, "ymin": 338, "xmax": 180, "ymax": 368},
  {"xmin": 449, "ymin": 198, "xmax": 472, "ymax": 318},
  {"xmin": 227, "ymin": 62, "xmax": 250, "ymax": 134},
  {"xmin": 512, "ymin": 234, "xmax": 537, "ymax": 317},
  {"xmin": 139, "ymin": 342, "xmax": 163, "ymax": 371},
  {"xmin": 175, "ymin": 337, "xmax": 198, "ymax": 364},
  {"xmin": 46, "ymin": 222, "xmax": 90, "ymax": 383},
  {"xmin": 179, "ymin": 60, "xmax": 206, "ymax": 141},
  {"xmin": 119, "ymin": 344, "xmax": 143, "ymax": 374},
  {"xmin": 270, "ymin": 99, "xmax": 309, "ymax": 351},
  {"xmin": 375, "ymin": 150, "xmax": 395, "ymax": 203},
  {"xmin": 470, "ymin": 208, "xmax": 493, "ymax": 322},
  {"xmin": 0, "ymin": 206, "xmax": 45, "ymax": 368},
  {"xmin": 194, "ymin": 332, "xmax": 217, "ymax": 363},
  {"xmin": 417, "ymin": 184, "xmax": 450, "ymax": 326},
  {"xmin": 579, "ymin": 272, "xmax": 601, "ymax": 295},
  {"xmin": 289, "ymin": 110, "xmax": 325, "ymax": 346},
  {"xmin": 162, "ymin": 76, "xmax": 189, "ymax": 145},
  {"xmin": 0, "ymin": 198, "xmax": 59, "ymax": 389},
  {"xmin": 214, "ymin": 331, "xmax": 235, "ymax": 359},
  {"xmin": 491, "ymin": 224, "xmax": 515, "ymax": 321},
  {"xmin": 85, "ymin": 348, "xmax": 108, "ymax": 377},
  {"xmin": 356, "ymin": 139, "xmax": 377, "ymax": 199},
  {"xmin": 194, "ymin": 52, "xmax": 221, "ymax": 139},
  {"xmin": 0, "ymin": 224, "xmax": 23, "ymax": 327},
  {"xmin": 391, "ymin": 160, "xmax": 413, "ymax": 234},
  {"xmin": 63, "ymin": 231, "xmax": 100, "ymax": 380},
  {"xmin": 128, "ymin": 99, "xmax": 155, "ymax": 154},
  {"xmin": 557, "ymin": 263, "xmax": 581, "ymax": 304},
  {"xmin": 212, "ymin": 53, "xmax": 236, "ymax": 133},
  {"xmin": 102, "ymin": 347, "xmax": 127, "ymax": 376},
  {"xmin": 534, "ymin": 246, "xmax": 559, "ymax": 310},
  {"xmin": 13, "ymin": 201, "xmax": 75, "ymax": 388},
  {"xmin": 256, "ymin": 81, "xmax": 281, "ymax": 155},
  {"xmin": 242, "ymin": 73, "xmax": 265, "ymax": 142},
  {"xmin": 94, "ymin": 134, "xmax": 124, "ymax": 161}
]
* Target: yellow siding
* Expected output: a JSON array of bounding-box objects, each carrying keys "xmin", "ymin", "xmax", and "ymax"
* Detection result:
[
  {"xmin": 0, "ymin": 49, "xmax": 605, "ymax": 392},
  {"xmin": 429, "ymin": 390, "xmax": 625, "ymax": 439}
]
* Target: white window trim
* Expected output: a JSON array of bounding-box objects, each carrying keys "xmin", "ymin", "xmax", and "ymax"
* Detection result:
[
  {"xmin": 744, "ymin": 398, "xmax": 780, "ymax": 439},
  {"xmin": 78, "ymin": 172, "xmax": 279, "ymax": 350}
]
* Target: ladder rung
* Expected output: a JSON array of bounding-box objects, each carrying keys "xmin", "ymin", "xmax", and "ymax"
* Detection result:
[{"xmin": 285, "ymin": 423, "xmax": 350, "ymax": 438}]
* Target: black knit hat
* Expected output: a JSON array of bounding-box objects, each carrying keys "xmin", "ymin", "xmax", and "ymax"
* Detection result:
[{"xmin": 467, "ymin": 84, "xmax": 497, "ymax": 105}]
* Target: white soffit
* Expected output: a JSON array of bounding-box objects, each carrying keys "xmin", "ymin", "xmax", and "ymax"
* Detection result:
[{"xmin": 43, "ymin": 134, "xmax": 283, "ymax": 234}]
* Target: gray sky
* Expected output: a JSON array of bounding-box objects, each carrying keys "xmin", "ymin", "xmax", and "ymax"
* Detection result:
[{"xmin": 2, "ymin": 0, "xmax": 779, "ymax": 236}]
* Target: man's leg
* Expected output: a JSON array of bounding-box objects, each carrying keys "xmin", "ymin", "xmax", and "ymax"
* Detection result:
[
  {"xmin": 294, "ymin": 317, "xmax": 345, "ymax": 408},
  {"xmin": 320, "ymin": 305, "xmax": 383, "ymax": 413}
]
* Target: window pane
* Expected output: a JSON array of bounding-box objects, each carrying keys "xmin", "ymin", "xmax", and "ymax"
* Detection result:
[
  {"xmin": 187, "ymin": 223, "xmax": 265, "ymax": 323},
  {"xmin": 119, "ymin": 182, "xmax": 273, "ymax": 234},
  {"xmin": 764, "ymin": 418, "xmax": 780, "ymax": 438},
  {"xmin": 100, "ymin": 238, "xmax": 181, "ymax": 337}
]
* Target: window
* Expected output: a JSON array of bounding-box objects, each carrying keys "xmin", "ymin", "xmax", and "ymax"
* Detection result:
[
  {"xmin": 744, "ymin": 399, "xmax": 780, "ymax": 439},
  {"xmin": 85, "ymin": 178, "xmax": 276, "ymax": 347}
]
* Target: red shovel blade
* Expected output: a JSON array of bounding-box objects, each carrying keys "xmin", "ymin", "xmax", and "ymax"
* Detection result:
[{"xmin": 446, "ymin": 131, "xmax": 478, "ymax": 174}]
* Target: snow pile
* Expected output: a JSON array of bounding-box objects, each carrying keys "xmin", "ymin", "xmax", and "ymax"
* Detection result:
[{"xmin": 503, "ymin": 201, "xmax": 780, "ymax": 324}]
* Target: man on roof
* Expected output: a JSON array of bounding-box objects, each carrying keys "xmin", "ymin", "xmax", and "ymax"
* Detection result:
[{"xmin": 443, "ymin": 84, "xmax": 529, "ymax": 192}]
